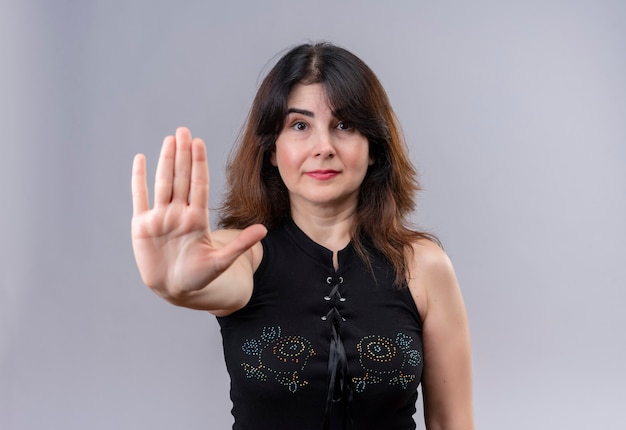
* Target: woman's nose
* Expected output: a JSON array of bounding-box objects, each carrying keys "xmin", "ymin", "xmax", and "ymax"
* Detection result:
[{"xmin": 313, "ymin": 131, "xmax": 335, "ymax": 158}]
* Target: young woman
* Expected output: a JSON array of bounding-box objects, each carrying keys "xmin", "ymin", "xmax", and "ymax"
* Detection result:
[{"xmin": 131, "ymin": 42, "xmax": 474, "ymax": 430}]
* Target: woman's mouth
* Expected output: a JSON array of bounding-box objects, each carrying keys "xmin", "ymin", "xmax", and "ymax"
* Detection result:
[{"xmin": 306, "ymin": 170, "xmax": 339, "ymax": 180}]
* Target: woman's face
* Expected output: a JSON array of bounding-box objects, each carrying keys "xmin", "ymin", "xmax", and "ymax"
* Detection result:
[{"xmin": 271, "ymin": 83, "xmax": 373, "ymax": 214}]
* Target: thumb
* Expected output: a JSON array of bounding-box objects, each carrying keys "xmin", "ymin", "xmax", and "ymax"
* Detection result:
[{"xmin": 217, "ymin": 224, "xmax": 267, "ymax": 264}]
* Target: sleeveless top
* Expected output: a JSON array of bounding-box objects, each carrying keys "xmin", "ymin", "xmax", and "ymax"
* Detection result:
[{"xmin": 217, "ymin": 219, "xmax": 424, "ymax": 430}]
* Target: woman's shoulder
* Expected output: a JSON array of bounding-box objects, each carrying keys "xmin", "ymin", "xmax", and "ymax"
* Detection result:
[
  {"xmin": 410, "ymin": 238, "xmax": 453, "ymax": 275},
  {"xmin": 407, "ymin": 237, "xmax": 460, "ymax": 320}
]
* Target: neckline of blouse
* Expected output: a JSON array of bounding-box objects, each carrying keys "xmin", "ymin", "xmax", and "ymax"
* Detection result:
[{"xmin": 283, "ymin": 218, "xmax": 356, "ymax": 272}]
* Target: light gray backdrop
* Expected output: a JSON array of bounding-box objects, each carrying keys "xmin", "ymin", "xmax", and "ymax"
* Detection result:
[{"xmin": 1, "ymin": 0, "xmax": 625, "ymax": 429}]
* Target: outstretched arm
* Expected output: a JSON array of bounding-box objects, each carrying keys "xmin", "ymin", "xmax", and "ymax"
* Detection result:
[{"xmin": 131, "ymin": 127, "xmax": 266, "ymax": 314}]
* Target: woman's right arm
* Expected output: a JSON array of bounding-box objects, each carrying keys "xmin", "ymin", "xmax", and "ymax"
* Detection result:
[{"xmin": 131, "ymin": 127, "xmax": 267, "ymax": 315}]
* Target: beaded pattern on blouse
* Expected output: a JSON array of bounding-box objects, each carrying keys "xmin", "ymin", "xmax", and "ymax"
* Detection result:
[
  {"xmin": 352, "ymin": 333, "xmax": 422, "ymax": 393},
  {"xmin": 241, "ymin": 326, "xmax": 316, "ymax": 393}
]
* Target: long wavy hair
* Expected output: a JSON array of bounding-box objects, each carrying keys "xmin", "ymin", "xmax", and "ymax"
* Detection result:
[{"xmin": 219, "ymin": 42, "xmax": 436, "ymax": 287}]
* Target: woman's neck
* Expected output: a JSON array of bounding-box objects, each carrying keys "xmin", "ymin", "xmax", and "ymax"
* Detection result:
[{"xmin": 290, "ymin": 205, "xmax": 356, "ymax": 254}]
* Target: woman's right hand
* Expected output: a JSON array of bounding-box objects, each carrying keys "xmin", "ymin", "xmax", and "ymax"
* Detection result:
[{"xmin": 131, "ymin": 127, "xmax": 266, "ymax": 310}]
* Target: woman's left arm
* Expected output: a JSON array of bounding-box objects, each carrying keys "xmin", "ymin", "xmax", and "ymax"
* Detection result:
[{"xmin": 409, "ymin": 241, "xmax": 474, "ymax": 430}]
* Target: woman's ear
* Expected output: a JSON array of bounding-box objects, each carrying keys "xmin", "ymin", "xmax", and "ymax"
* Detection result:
[{"xmin": 270, "ymin": 151, "xmax": 277, "ymax": 166}]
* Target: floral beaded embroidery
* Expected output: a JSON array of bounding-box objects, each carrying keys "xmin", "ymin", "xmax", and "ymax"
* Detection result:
[
  {"xmin": 241, "ymin": 326, "xmax": 316, "ymax": 393},
  {"xmin": 352, "ymin": 333, "xmax": 422, "ymax": 393}
]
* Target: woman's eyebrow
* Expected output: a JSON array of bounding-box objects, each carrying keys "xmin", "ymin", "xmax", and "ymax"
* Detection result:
[{"xmin": 287, "ymin": 108, "xmax": 314, "ymax": 117}]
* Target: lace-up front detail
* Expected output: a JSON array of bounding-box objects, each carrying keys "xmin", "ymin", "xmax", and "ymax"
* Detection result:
[
  {"xmin": 322, "ymin": 275, "xmax": 352, "ymax": 429},
  {"xmin": 321, "ymin": 276, "xmax": 346, "ymax": 321}
]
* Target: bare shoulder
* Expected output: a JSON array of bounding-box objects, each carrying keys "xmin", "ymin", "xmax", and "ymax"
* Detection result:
[
  {"xmin": 411, "ymin": 238, "xmax": 453, "ymax": 272},
  {"xmin": 407, "ymin": 238, "xmax": 461, "ymax": 320}
]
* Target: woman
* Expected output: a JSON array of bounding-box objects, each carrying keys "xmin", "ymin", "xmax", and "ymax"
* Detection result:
[{"xmin": 131, "ymin": 42, "xmax": 474, "ymax": 429}]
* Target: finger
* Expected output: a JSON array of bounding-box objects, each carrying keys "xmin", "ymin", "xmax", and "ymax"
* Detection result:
[
  {"xmin": 131, "ymin": 153, "xmax": 149, "ymax": 216},
  {"xmin": 189, "ymin": 138, "xmax": 209, "ymax": 210},
  {"xmin": 173, "ymin": 127, "xmax": 192, "ymax": 203},
  {"xmin": 219, "ymin": 224, "xmax": 268, "ymax": 263},
  {"xmin": 154, "ymin": 135, "xmax": 176, "ymax": 206}
]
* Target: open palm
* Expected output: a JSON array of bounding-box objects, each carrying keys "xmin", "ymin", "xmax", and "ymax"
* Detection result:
[{"xmin": 131, "ymin": 127, "xmax": 265, "ymax": 301}]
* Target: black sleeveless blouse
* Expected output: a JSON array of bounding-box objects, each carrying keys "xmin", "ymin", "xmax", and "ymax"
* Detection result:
[{"xmin": 217, "ymin": 219, "xmax": 424, "ymax": 429}]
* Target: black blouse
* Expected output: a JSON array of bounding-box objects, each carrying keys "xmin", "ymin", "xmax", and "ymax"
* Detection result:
[{"xmin": 217, "ymin": 219, "xmax": 423, "ymax": 429}]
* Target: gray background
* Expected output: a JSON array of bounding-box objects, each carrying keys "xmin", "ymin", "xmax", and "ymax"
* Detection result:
[{"xmin": 1, "ymin": 0, "xmax": 625, "ymax": 429}]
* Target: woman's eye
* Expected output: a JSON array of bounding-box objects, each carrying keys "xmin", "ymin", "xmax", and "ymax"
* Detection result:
[
  {"xmin": 336, "ymin": 121, "xmax": 353, "ymax": 131},
  {"xmin": 291, "ymin": 121, "xmax": 308, "ymax": 131}
]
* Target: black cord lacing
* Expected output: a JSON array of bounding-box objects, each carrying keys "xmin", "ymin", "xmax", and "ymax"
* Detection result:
[{"xmin": 322, "ymin": 276, "xmax": 353, "ymax": 430}]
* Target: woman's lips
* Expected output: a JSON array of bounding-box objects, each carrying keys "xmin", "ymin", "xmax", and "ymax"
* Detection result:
[{"xmin": 306, "ymin": 170, "xmax": 339, "ymax": 180}]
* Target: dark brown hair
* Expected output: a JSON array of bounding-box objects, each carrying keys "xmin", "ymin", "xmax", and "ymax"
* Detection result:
[{"xmin": 219, "ymin": 42, "xmax": 436, "ymax": 286}]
